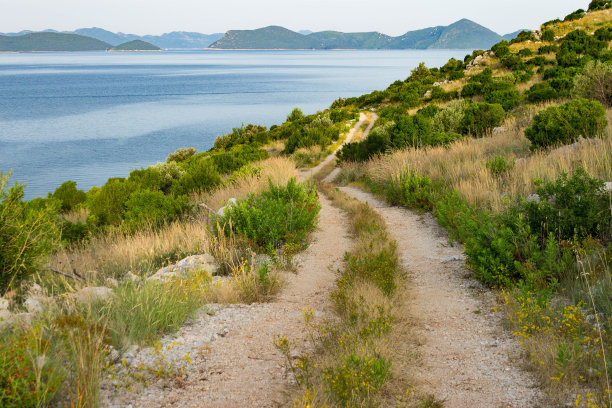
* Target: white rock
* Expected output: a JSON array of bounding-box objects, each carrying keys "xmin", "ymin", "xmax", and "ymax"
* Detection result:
[
  {"xmin": 148, "ymin": 254, "xmax": 219, "ymax": 282},
  {"xmin": 24, "ymin": 297, "xmax": 45, "ymax": 314},
  {"xmin": 28, "ymin": 282, "xmax": 43, "ymax": 297},
  {"xmin": 493, "ymin": 126, "xmax": 508, "ymax": 135},
  {"xmin": 124, "ymin": 271, "xmax": 140, "ymax": 282},
  {"xmin": 105, "ymin": 278, "xmax": 119, "ymax": 288},
  {"xmin": 0, "ymin": 298, "xmax": 9, "ymax": 310},
  {"xmin": 216, "ymin": 198, "xmax": 238, "ymax": 218},
  {"xmin": 73, "ymin": 287, "xmax": 113, "ymax": 304},
  {"xmin": 0, "ymin": 310, "xmax": 14, "ymax": 328},
  {"xmin": 14, "ymin": 312, "xmax": 32, "ymax": 326},
  {"xmin": 424, "ymin": 90, "xmax": 432, "ymax": 98},
  {"xmin": 604, "ymin": 182, "xmax": 612, "ymax": 192},
  {"xmin": 526, "ymin": 194, "xmax": 540, "ymax": 203}
]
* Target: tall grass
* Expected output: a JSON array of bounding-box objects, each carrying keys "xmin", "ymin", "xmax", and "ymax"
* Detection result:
[{"xmin": 362, "ymin": 109, "xmax": 612, "ymax": 213}]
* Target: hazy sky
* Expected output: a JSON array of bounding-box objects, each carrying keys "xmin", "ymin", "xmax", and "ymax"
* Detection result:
[{"xmin": 2, "ymin": 0, "xmax": 589, "ymax": 36}]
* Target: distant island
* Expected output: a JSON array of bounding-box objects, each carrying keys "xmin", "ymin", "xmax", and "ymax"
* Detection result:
[
  {"xmin": 209, "ymin": 19, "xmax": 526, "ymax": 50},
  {"xmin": 0, "ymin": 32, "xmax": 110, "ymax": 52},
  {"xmin": 0, "ymin": 20, "xmax": 528, "ymax": 52},
  {"xmin": 110, "ymin": 40, "xmax": 161, "ymax": 51},
  {"xmin": 0, "ymin": 28, "xmax": 224, "ymax": 50}
]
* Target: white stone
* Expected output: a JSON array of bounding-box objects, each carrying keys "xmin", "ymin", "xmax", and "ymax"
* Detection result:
[
  {"xmin": 73, "ymin": 287, "xmax": 113, "ymax": 304},
  {"xmin": 0, "ymin": 310, "xmax": 14, "ymax": 328},
  {"xmin": 0, "ymin": 298, "xmax": 9, "ymax": 310},
  {"xmin": 423, "ymin": 90, "xmax": 432, "ymax": 98},
  {"xmin": 216, "ymin": 198, "xmax": 238, "ymax": 218},
  {"xmin": 28, "ymin": 282, "xmax": 43, "ymax": 297},
  {"xmin": 105, "ymin": 278, "xmax": 119, "ymax": 288},
  {"xmin": 24, "ymin": 297, "xmax": 44, "ymax": 314},
  {"xmin": 526, "ymin": 194, "xmax": 541, "ymax": 203},
  {"xmin": 148, "ymin": 254, "xmax": 219, "ymax": 282},
  {"xmin": 124, "ymin": 271, "xmax": 140, "ymax": 282},
  {"xmin": 604, "ymin": 182, "xmax": 612, "ymax": 192}
]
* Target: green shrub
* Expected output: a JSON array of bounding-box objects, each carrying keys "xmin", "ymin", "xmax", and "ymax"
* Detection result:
[
  {"xmin": 525, "ymin": 99, "xmax": 608, "ymax": 149},
  {"xmin": 324, "ymin": 353, "xmax": 391, "ymax": 406},
  {"xmin": 485, "ymin": 89, "xmax": 522, "ymax": 111},
  {"xmin": 0, "ymin": 174, "xmax": 60, "ymax": 293},
  {"xmin": 564, "ymin": 9, "xmax": 585, "ymax": 22},
  {"xmin": 166, "ymin": 147, "xmax": 197, "ymax": 163},
  {"xmin": 556, "ymin": 29, "xmax": 608, "ymax": 67},
  {"xmin": 492, "ymin": 40, "xmax": 511, "ymax": 58},
  {"xmin": 0, "ymin": 323, "xmax": 63, "ymax": 408},
  {"xmin": 51, "ymin": 181, "xmax": 86, "ymax": 212},
  {"xmin": 517, "ymin": 48, "xmax": 533, "ymax": 57},
  {"xmin": 210, "ymin": 145, "xmax": 268, "ymax": 174},
  {"xmin": 171, "ymin": 158, "xmax": 221, "ymax": 196},
  {"xmin": 538, "ymin": 44, "xmax": 558, "ymax": 54},
  {"xmin": 573, "ymin": 60, "xmax": 612, "ymax": 107},
  {"xmin": 123, "ymin": 190, "xmax": 190, "ymax": 232},
  {"xmin": 286, "ymin": 108, "xmax": 304, "ymax": 122},
  {"xmin": 88, "ymin": 178, "xmax": 137, "ymax": 226},
  {"xmin": 459, "ymin": 102, "xmax": 505, "ymax": 137},
  {"xmin": 588, "ymin": 0, "xmax": 611, "ymax": 11},
  {"xmin": 216, "ymin": 178, "xmax": 320, "ymax": 252},
  {"xmin": 128, "ymin": 167, "xmax": 164, "ymax": 192},
  {"xmin": 486, "ymin": 156, "xmax": 514, "ymax": 176},
  {"xmin": 541, "ymin": 30, "xmax": 556, "ymax": 42},
  {"xmin": 431, "ymin": 100, "xmax": 468, "ymax": 132},
  {"xmin": 595, "ymin": 27, "xmax": 612, "ymax": 41},
  {"xmin": 511, "ymin": 31, "xmax": 536, "ymax": 44},
  {"xmin": 526, "ymin": 82, "xmax": 559, "ymax": 103},
  {"xmin": 525, "ymin": 168, "xmax": 611, "ymax": 244}
]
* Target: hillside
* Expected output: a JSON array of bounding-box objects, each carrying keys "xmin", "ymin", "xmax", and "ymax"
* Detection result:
[
  {"xmin": 0, "ymin": 32, "xmax": 111, "ymax": 51},
  {"xmin": 110, "ymin": 40, "xmax": 161, "ymax": 51},
  {"xmin": 210, "ymin": 19, "xmax": 515, "ymax": 50}
]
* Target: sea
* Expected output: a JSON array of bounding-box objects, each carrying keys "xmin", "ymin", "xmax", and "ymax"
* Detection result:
[{"xmin": 0, "ymin": 49, "xmax": 472, "ymax": 199}]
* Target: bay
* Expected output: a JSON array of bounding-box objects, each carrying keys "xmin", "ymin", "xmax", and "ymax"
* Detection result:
[{"xmin": 0, "ymin": 49, "xmax": 471, "ymax": 198}]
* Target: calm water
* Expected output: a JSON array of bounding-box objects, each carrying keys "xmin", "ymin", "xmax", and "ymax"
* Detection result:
[{"xmin": 0, "ymin": 49, "xmax": 471, "ymax": 199}]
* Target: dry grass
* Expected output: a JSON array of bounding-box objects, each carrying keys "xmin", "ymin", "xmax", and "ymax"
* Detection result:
[
  {"xmin": 362, "ymin": 109, "xmax": 612, "ymax": 213},
  {"xmin": 47, "ymin": 217, "xmax": 210, "ymax": 291},
  {"xmin": 546, "ymin": 9, "xmax": 612, "ymax": 37},
  {"xmin": 196, "ymin": 156, "xmax": 297, "ymax": 212}
]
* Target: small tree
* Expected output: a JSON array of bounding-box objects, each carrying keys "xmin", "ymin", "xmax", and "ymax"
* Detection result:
[
  {"xmin": 459, "ymin": 102, "xmax": 505, "ymax": 137},
  {"xmin": 573, "ymin": 60, "xmax": 612, "ymax": 107},
  {"xmin": 588, "ymin": 0, "xmax": 611, "ymax": 11},
  {"xmin": 286, "ymin": 108, "xmax": 303, "ymax": 122},
  {"xmin": 52, "ymin": 180, "xmax": 86, "ymax": 212},
  {"xmin": 0, "ymin": 173, "xmax": 60, "ymax": 294}
]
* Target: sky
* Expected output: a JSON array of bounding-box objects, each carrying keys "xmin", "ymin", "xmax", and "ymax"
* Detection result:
[{"xmin": 1, "ymin": 0, "xmax": 589, "ymax": 36}]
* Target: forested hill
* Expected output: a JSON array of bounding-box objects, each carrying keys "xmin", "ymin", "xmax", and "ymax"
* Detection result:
[
  {"xmin": 209, "ymin": 19, "xmax": 516, "ymax": 50},
  {"xmin": 0, "ymin": 32, "xmax": 111, "ymax": 51},
  {"xmin": 110, "ymin": 40, "xmax": 161, "ymax": 51}
]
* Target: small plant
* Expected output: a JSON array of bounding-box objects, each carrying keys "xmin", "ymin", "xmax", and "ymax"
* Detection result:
[
  {"xmin": 486, "ymin": 156, "xmax": 514, "ymax": 177},
  {"xmin": 323, "ymin": 353, "xmax": 391, "ymax": 405}
]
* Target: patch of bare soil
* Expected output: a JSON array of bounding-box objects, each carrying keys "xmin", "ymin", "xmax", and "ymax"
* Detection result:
[{"xmin": 340, "ymin": 186, "xmax": 543, "ymax": 408}]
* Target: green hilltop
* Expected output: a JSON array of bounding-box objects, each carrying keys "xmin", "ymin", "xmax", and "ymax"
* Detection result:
[{"xmin": 0, "ymin": 32, "xmax": 111, "ymax": 51}]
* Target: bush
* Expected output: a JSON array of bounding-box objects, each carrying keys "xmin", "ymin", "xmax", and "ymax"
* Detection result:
[
  {"xmin": 170, "ymin": 158, "xmax": 221, "ymax": 196},
  {"xmin": 538, "ymin": 44, "xmax": 558, "ymax": 54},
  {"xmin": 128, "ymin": 167, "xmax": 164, "ymax": 192},
  {"xmin": 431, "ymin": 99, "xmax": 468, "ymax": 133},
  {"xmin": 123, "ymin": 190, "xmax": 190, "ymax": 232},
  {"xmin": 595, "ymin": 27, "xmax": 612, "ymax": 42},
  {"xmin": 524, "ymin": 168, "xmax": 611, "ymax": 244},
  {"xmin": 0, "ymin": 174, "xmax": 60, "ymax": 293},
  {"xmin": 88, "ymin": 178, "xmax": 137, "ymax": 226},
  {"xmin": 51, "ymin": 181, "xmax": 86, "ymax": 212},
  {"xmin": 541, "ymin": 30, "xmax": 555, "ymax": 42},
  {"xmin": 573, "ymin": 60, "xmax": 612, "ymax": 107},
  {"xmin": 556, "ymin": 29, "xmax": 607, "ymax": 67},
  {"xmin": 517, "ymin": 48, "xmax": 533, "ymax": 57},
  {"xmin": 485, "ymin": 89, "xmax": 522, "ymax": 111},
  {"xmin": 166, "ymin": 147, "xmax": 197, "ymax": 163},
  {"xmin": 492, "ymin": 40, "xmax": 511, "ymax": 58},
  {"xmin": 459, "ymin": 102, "xmax": 505, "ymax": 137},
  {"xmin": 525, "ymin": 99, "xmax": 608, "ymax": 149},
  {"xmin": 511, "ymin": 31, "xmax": 536, "ymax": 44},
  {"xmin": 526, "ymin": 82, "xmax": 559, "ymax": 103},
  {"xmin": 588, "ymin": 0, "xmax": 611, "ymax": 11},
  {"xmin": 216, "ymin": 178, "xmax": 320, "ymax": 252},
  {"xmin": 564, "ymin": 9, "xmax": 585, "ymax": 22},
  {"xmin": 0, "ymin": 324, "xmax": 63, "ymax": 408},
  {"xmin": 486, "ymin": 156, "xmax": 514, "ymax": 176}
]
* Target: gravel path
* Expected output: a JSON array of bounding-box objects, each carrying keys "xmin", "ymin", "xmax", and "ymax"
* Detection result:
[
  {"xmin": 102, "ymin": 189, "xmax": 353, "ymax": 408},
  {"xmin": 340, "ymin": 186, "xmax": 542, "ymax": 407}
]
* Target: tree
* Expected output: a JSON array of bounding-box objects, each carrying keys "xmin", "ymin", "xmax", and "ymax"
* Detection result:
[
  {"xmin": 286, "ymin": 108, "xmax": 303, "ymax": 122},
  {"xmin": 573, "ymin": 60, "xmax": 612, "ymax": 107},
  {"xmin": 0, "ymin": 173, "xmax": 60, "ymax": 294},
  {"xmin": 588, "ymin": 0, "xmax": 611, "ymax": 11},
  {"xmin": 51, "ymin": 180, "xmax": 86, "ymax": 212}
]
